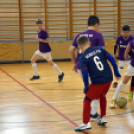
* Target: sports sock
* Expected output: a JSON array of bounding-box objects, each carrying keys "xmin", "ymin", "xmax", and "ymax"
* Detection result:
[
  {"xmin": 83, "ymin": 99, "xmax": 91, "ymax": 124},
  {"xmin": 130, "ymin": 87, "xmax": 134, "ymax": 91},
  {"xmin": 32, "ymin": 63, "xmax": 39, "ymax": 76},
  {"xmin": 52, "ymin": 64, "xmax": 62, "ymax": 75},
  {"xmin": 91, "ymin": 99, "xmax": 99, "ymax": 115},
  {"xmin": 113, "ymin": 81, "xmax": 125, "ymax": 99},
  {"xmin": 100, "ymin": 95, "xmax": 106, "ymax": 118},
  {"xmin": 130, "ymin": 76, "xmax": 134, "ymax": 91}
]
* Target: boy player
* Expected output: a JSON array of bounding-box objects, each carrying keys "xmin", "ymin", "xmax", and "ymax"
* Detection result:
[
  {"xmin": 30, "ymin": 19, "xmax": 64, "ymax": 82},
  {"xmin": 113, "ymin": 25, "xmax": 133, "ymax": 88},
  {"xmin": 69, "ymin": 15, "xmax": 105, "ymax": 120},
  {"xmin": 75, "ymin": 36, "xmax": 121, "ymax": 131},
  {"xmin": 110, "ymin": 39, "xmax": 134, "ymax": 107}
]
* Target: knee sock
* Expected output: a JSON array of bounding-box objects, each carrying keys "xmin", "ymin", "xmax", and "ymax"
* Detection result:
[
  {"xmin": 130, "ymin": 76, "xmax": 134, "ymax": 91},
  {"xmin": 32, "ymin": 63, "xmax": 39, "ymax": 76},
  {"xmin": 100, "ymin": 95, "xmax": 107, "ymax": 118},
  {"xmin": 113, "ymin": 81, "xmax": 125, "ymax": 99},
  {"xmin": 91, "ymin": 99, "xmax": 99, "ymax": 115},
  {"xmin": 83, "ymin": 99, "xmax": 91, "ymax": 124},
  {"xmin": 52, "ymin": 64, "xmax": 62, "ymax": 75}
]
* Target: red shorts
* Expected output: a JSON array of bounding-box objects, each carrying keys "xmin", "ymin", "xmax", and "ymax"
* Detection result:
[{"xmin": 86, "ymin": 82, "xmax": 112, "ymax": 100}]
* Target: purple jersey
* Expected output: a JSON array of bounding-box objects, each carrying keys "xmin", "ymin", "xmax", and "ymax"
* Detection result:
[
  {"xmin": 115, "ymin": 35, "xmax": 133, "ymax": 61},
  {"xmin": 71, "ymin": 29, "xmax": 105, "ymax": 69},
  {"xmin": 129, "ymin": 39, "xmax": 134, "ymax": 67},
  {"xmin": 38, "ymin": 29, "xmax": 51, "ymax": 53}
]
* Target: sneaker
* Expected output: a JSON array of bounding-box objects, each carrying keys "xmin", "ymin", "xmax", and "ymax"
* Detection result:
[
  {"xmin": 30, "ymin": 75, "xmax": 40, "ymax": 80},
  {"xmin": 58, "ymin": 72, "xmax": 64, "ymax": 82},
  {"xmin": 113, "ymin": 82, "xmax": 118, "ymax": 88},
  {"xmin": 90, "ymin": 113, "xmax": 100, "ymax": 121},
  {"xmin": 128, "ymin": 91, "xmax": 133, "ymax": 101},
  {"xmin": 98, "ymin": 116, "xmax": 107, "ymax": 126},
  {"xmin": 75, "ymin": 122, "xmax": 91, "ymax": 132},
  {"xmin": 109, "ymin": 99, "xmax": 116, "ymax": 108}
]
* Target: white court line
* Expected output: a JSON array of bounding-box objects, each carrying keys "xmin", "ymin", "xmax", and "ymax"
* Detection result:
[
  {"xmin": 49, "ymin": 100, "xmax": 83, "ymax": 103},
  {"xmin": 0, "ymin": 98, "xmax": 115, "ymax": 108},
  {"xmin": 0, "ymin": 100, "xmax": 82, "ymax": 108}
]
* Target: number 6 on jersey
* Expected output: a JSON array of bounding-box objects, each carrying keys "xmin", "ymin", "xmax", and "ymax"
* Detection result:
[{"xmin": 94, "ymin": 56, "xmax": 104, "ymax": 71}]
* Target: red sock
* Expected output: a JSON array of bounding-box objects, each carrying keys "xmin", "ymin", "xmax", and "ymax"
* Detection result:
[
  {"xmin": 100, "ymin": 95, "xmax": 107, "ymax": 118},
  {"xmin": 130, "ymin": 87, "xmax": 134, "ymax": 91},
  {"xmin": 83, "ymin": 99, "xmax": 91, "ymax": 124}
]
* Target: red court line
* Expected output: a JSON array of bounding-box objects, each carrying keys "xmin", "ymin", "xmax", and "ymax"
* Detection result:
[{"xmin": 0, "ymin": 68, "xmax": 89, "ymax": 134}]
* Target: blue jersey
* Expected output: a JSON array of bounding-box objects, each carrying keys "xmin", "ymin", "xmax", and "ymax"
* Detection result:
[{"xmin": 80, "ymin": 47, "xmax": 113, "ymax": 84}]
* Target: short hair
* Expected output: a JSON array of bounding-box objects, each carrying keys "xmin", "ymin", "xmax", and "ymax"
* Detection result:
[
  {"xmin": 77, "ymin": 36, "xmax": 89, "ymax": 46},
  {"xmin": 36, "ymin": 19, "xmax": 43, "ymax": 25},
  {"xmin": 122, "ymin": 25, "xmax": 130, "ymax": 31},
  {"xmin": 88, "ymin": 15, "xmax": 100, "ymax": 26}
]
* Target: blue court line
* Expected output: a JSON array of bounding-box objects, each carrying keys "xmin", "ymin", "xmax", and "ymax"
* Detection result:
[{"xmin": 0, "ymin": 110, "xmax": 134, "ymax": 124}]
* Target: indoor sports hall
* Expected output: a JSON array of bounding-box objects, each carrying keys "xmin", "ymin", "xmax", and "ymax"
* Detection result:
[{"xmin": 0, "ymin": 0, "xmax": 134, "ymax": 134}]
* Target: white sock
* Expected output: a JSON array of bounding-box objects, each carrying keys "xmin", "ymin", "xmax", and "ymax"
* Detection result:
[
  {"xmin": 32, "ymin": 63, "xmax": 39, "ymax": 76},
  {"xmin": 113, "ymin": 81, "xmax": 125, "ymax": 99},
  {"xmin": 91, "ymin": 99, "xmax": 99, "ymax": 115},
  {"xmin": 53, "ymin": 64, "xmax": 62, "ymax": 75}
]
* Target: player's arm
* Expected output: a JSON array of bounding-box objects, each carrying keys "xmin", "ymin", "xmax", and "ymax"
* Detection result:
[
  {"xmin": 80, "ymin": 58, "xmax": 89, "ymax": 94},
  {"xmin": 37, "ymin": 38, "xmax": 50, "ymax": 43},
  {"xmin": 102, "ymin": 49, "xmax": 121, "ymax": 79},
  {"xmin": 69, "ymin": 36, "xmax": 78, "ymax": 72},
  {"xmin": 36, "ymin": 31, "xmax": 50, "ymax": 43},
  {"xmin": 106, "ymin": 54, "xmax": 121, "ymax": 79},
  {"xmin": 114, "ymin": 38, "xmax": 119, "ymax": 59},
  {"xmin": 69, "ymin": 46, "xmax": 76, "ymax": 64},
  {"xmin": 98, "ymin": 33, "xmax": 105, "ymax": 48},
  {"xmin": 114, "ymin": 45, "xmax": 118, "ymax": 59},
  {"xmin": 125, "ymin": 43, "xmax": 131, "ymax": 60}
]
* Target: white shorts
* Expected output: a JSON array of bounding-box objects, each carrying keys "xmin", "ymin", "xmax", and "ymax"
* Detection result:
[
  {"xmin": 125, "ymin": 64, "xmax": 134, "ymax": 76},
  {"xmin": 119, "ymin": 60, "xmax": 130, "ymax": 68},
  {"xmin": 35, "ymin": 50, "xmax": 52, "ymax": 60}
]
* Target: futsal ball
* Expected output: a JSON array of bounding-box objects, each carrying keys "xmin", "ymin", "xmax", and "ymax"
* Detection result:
[{"xmin": 116, "ymin": 96, "xmax": 127, "ymax": 108}]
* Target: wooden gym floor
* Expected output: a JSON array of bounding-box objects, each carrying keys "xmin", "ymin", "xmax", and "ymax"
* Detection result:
[{"xmin": 0, "ymin": 62, "xmax": 134, "ymax": 134}]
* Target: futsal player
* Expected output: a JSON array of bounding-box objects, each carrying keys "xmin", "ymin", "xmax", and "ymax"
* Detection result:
[
  {"xmin": 110, "ymin": 39, "xmax": 134, "ymax": 108},
  {"xmin": 69, "ymin": 15, "xmax": 105, "ymax": 120},
  {"xmin": 113, "ymin": 25, "xmax": 133, "ymax": 88},
  {"xmin": 30, "ymin": 19, "xmax": 64, "ymax": 82},
  {"xmin": 129, "ymin": 76, "xmax": 134, "ymax": 100},
  {"xmin": 75, "ymin": 36, "xmax": 121, "ymax": 131}
]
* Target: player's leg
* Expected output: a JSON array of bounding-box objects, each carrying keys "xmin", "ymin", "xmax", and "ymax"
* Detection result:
[
  {"xmin": 126, "ymin": 61, "xmax": 133, "ymax": 101},
  {"xmin": 30, "ymin": 50, "xmax": 41, "ymax": 80},
  {"xmin": 77, "ymin": 69, "xmax": 100, "ymax": 120},
  {"xmin": 110, "ymin": 64, "xmax": 134, "ymax": 108},
  {"xmin": 43, "ymin": 52, "xmax": 64, "ymax": 82},
  {"xmin": 113, "ymin": 61, "xmax": 124, "ymax": 88},
  {"xmin": 98, "ymin": 82, "xmax": 111, "ymax": 125},
  {"xmin": 75, "ymin": 85, "xmax": 96, "ymax": 131},
  {"xmin": 75, "ymin": 83, "xmax": 111, "ymax": 131},
  {"xmin": 128, "ymin": 76, "xmax": 134, "ymax": 101},
  {"xmin": 125, "ymin": 60, "xmax": 131, "ymax": 68},
  {"xmin": 75, "ymin": 96, "xmax": 92, "ymax": 132}
]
